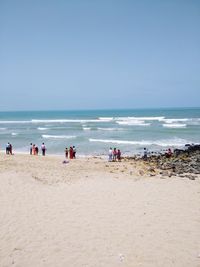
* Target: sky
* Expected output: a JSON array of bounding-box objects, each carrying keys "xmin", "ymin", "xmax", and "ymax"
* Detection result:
[{"xmin": 0, "ymin": 0, "xmax": 199, "ymax": 111}]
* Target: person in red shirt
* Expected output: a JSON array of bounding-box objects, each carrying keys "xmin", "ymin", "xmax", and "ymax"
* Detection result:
[
  {"xmin": 117, "ymin": 149, "xmax": 121, "ymax": 161},
  {"xmin": 69, "ymin": 147, "xmax": 73, "ymax": 159}
]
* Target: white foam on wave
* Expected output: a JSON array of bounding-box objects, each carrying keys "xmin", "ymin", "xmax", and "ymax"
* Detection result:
[
  {"xmin": 42, "ymin": 134, "xmax": 76, "ymax": 139},
  {"xmin": 37, "ymin": 127, "xmax": 49, "ymax": 130},
  {"xmin": 98, "ymin": 117, "xmax": 114, "ymax": 121},
  {"xmin": 97, "ymin": 127, "xmax": 125, "ymax": 131},
  {"xmin": 114, "ymin": 116, "xmax": 165, "ymax": 121},
  {"xmin": 32, "ymin": 118, "xmax": 111, "ymax": 123},
  {"xmin": 11, "ymin": 132, "xmax": 18, "ymax": 136},
  {"xmin": 0, "ymin": 119, "xmax": 112, "ymax": 124},
  {"xmin": 0, "ymin": 127, "xmax": 6, "ymax": 130},
  {"xmin": 163, "ymin": 123, "xmax": 187, "ymax": 128},
  {"xmin": 161, "ymin": 118, "xmax": 189, "ymax": 124},
  {"xmin": 89, "ymin": 138, "xmax": 188, "ymax": 147},
  {"xmin": 83, "ymin": 127, "xmax": 91, "ymax": 131},
  {"xmin": 116, "ymin": 120, "xmax": 150, "ymax": 126},
  {"xmin": 0, "ymin": 120, "xmax": 30, "ymax": 124}
]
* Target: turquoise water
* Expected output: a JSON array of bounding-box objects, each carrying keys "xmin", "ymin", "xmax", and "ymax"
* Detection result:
[{"xmin": 0, "ymin": 108, "xmax": 199, "ymax": 156}]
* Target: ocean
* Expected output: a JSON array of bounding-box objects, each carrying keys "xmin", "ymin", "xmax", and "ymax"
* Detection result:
[{"xmin": 0, "ymin": 108, "xmax": 199, "ymax": 156}]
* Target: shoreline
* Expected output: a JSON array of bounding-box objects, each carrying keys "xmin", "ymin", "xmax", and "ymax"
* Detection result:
[{"xmin": 1, "ymin": 143, "xmax": 200, "ymax": 179}]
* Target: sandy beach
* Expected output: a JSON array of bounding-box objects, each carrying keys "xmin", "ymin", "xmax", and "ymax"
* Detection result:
[{"xmin": 0, "ymin": 153, "xmax": 200, "ymax": 267}]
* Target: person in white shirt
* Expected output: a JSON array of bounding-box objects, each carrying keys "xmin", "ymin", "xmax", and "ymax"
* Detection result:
[
  {"xmin": 41, "ymin": 143, "xmax": 46, "ymax": 156},
  {"xmin": 108, "ymin": 147, "xmax": 113, "ymax": 161}
]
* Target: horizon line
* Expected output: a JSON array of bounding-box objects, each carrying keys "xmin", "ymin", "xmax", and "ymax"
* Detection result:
[{"xmin": 0, "ymin": 106, "xmax": 199, "ymax": 113}]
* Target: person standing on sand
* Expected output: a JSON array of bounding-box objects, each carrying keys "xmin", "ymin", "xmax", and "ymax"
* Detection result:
[
  {"xmin": 69, "ymin": 147, "xmax": 73, "ymax": 159},
  {"xmin": 32, "ymin": 144, "xmax": 36, "ymax": 155},
  {"xmin": 10, "ymin": 143, "xmax": 13, "ymax": 155},
  {"xmin": 108, "ymin": 147, "xmax": 113, "ymax": 161},
  {"xmin": 117, "ymin": 149, "xmax": 121, "ymax": 161},
  {"xmin": 113, "ymin": 148, "xmax": 117, "ymax": 161},
  {"xmin": 73, "ymin": 146, "xmax": 76, "ymax": 158},
  {"xmin": 41, "ymin": 143, "xmax": 46, "ymax": 156},
  {"xmin": 6, "ymin": 142, "xmax": 10, "ymax": 154},
  {"xmin": 35, "ymin": 146, "xmax": 39, "ymax": 155},
  {"xmin": 30, "ymin": 143, "xmax": 33, "ymax": 155},
  {"xmin": 65, "ymin": 147, "xmax": 68, "ymax": 158},
  {"xmin": 143, "ymin": 147, "xmax": 148, "ymax": 161}
]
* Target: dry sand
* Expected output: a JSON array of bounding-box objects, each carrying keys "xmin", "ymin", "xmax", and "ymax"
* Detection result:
[{"xmin": 0, "ymin": 153, "xmax": 200, "ymax": 267}]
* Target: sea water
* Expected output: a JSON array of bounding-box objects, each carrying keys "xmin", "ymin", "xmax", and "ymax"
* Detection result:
[{"xmin": 0, "ymin": 108, "xmax": 199, "ymax": 156}]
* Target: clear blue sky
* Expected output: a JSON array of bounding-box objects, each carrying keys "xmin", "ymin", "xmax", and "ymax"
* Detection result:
[{"xmin": 0, "ymin": 0, "xmax": 199, "ymax": 111}]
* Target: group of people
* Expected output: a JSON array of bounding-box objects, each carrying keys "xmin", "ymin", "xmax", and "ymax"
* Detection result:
[
  {"xmin": 65, "ymin": 146, "xmax": 76, "ymax": 159},
  {"xmin": 108, "ymin": 147, "xmax": 121, "ymax": 161},
  {"xmin": 30, "ymin": 143, "xmax": 46, "ymax": 156},
  {"xmin": 6, "ymin": 142, "xmax": 13, "ymax": 155},
  {"xmin": 4, "ymin": 142, "xmax": 173, "ymax": 160}
]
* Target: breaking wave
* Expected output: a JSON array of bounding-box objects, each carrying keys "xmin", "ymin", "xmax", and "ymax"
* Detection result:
[
  {"xmin": 116, "ymin": 120, "xmax": 150, "ymax": 126},
  {"xmin": 42, "ymin": 135, "xmax": 76, "ymax": 139},
  {"xmin": 98, "ymin": 117, "xmax": 114, "ymax": 121},
  {"xmin": 97, "ymin": 127, "xmax": 125, "ymax": 131},
  {"xmin": 0, "ymin": 120, "xmax": 30, "ymax": 124},
  {"xmin": 11, "ymin": 132, "xmax": 18, "ymax": 136},
  {"xmin": 32, "ymin": 119, "xmax": 111, "ymax": 123},
  {"xmin": 37, "ymin": 127, "xmax": 49, "ymax": 130},
  {"xmin": 89, "ymin": 138, "xmax": 188, "ymax": 147},
  {"xmin": 163, "ymin": 123, "xmax": 187, "ymax": 128},
  {"xmin": 114, "ymin": 116, "xmax": 165, "ymax": 121}
]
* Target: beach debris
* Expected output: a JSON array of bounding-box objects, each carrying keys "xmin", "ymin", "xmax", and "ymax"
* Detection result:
[
  {"xmin": 62, "ymin": 160, "xmax": 69, "ymax": 164},
  {"xmin": 139, "ymin": 170, "xmax": 144, "ymax": 176},
  {"xmin": 119, "ymin": 253, "xmax": 125, "ymax": 262}
]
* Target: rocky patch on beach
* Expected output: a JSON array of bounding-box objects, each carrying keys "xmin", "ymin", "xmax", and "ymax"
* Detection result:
[
  {"xmin": 147, "ymin": 145, "xmax": 200, "ymax": 179},
  {"xmin": 125, "ymin": 144, "xmax": 200, "ymax": 179}
]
